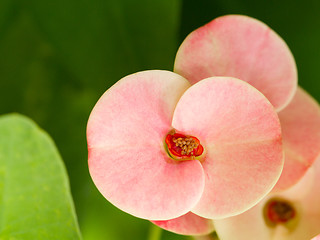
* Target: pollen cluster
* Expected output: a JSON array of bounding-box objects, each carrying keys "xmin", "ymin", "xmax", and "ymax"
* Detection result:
[
  {"xmin": 172, "ymin": 137, "xmax": 199, "ymax": 155},
  {"xmin": 264, "ymin": 198, "xmax": 296, "ymax": 227}
]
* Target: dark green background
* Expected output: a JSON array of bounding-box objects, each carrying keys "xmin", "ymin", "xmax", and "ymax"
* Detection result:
[{"xmin": 0, "ymin": 0, "xmax": 319, "ymax": 239}]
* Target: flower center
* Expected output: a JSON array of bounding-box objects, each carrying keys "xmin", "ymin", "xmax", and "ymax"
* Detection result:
[
  {"xmin": 165, "ymin": 130, "xmax": 204, "ymax": 160},
  {"xmin": 264, "ymin": 198, "xmax": 296, "ymax": 226}
]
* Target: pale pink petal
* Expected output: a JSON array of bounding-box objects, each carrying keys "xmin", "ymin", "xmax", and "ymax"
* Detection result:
[
  {"xmin": 87, "ymin": 70, "xmax": 205, "ymax": 220},
  {"xmin": 279, "ymin": 160, "xmax": 315, "ymax": 201},
  {"xmin": 312, "ymin": 235, "xmax": 320, "ymax": 240},
  {"xmin": 214, "ymin": 203, "xmax": 270, "ymax": 240},
  {"xmin": 273, "ymin": 158, "xmax": 320, "ymax": 239},
  {"xmin": 172, "ymin": 76, "xmax": 283, "ymax": 219},
  {"xmin": 298, "ymin": 156, "xmax": 320, "ymax": 219},
  {"xmin": 174, "ymin": 15, "xmax": 297, "ymax": 111},
  {"xmin": 151, "ymin": 212, "xmax": 214, "ymax": 235},
  {"xmin": 283, "ymin": 212, "xmax": 320, "ymax": 240},
  {"xmin": 214, "ymin": 157, "xmax": 320, "ymax": 240},
  {"xmin": 273, "ymin": 87, "xmax": 320, "ymax": 191}
]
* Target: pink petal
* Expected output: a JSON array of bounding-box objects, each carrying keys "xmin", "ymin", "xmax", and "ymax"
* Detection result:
[
  {"xmin": 272, "ymin": 159, "xmax": 320, "ymax": 239},
  {"xmin": 87, "ymin": 70, "xmax": 205, "ymax": 220},
  {"xmin": 312, "ymin": 235, "xmax": 320, "ymax": 240},
  {"xmin": 151, "ymin": 212, "xmax": 214, "ymax": 235},
  {"xmin": 300, "ymin": 156, "xmax": 320, "ymax": 217},
  {"xmin": 214, "ymin": 157, "xmax": 320, "ymax": 240},
  {"xmin": 214, "ymin": 203, "xmax": 270, "ymax": 240},
  {"xmin": 273, "ymin": 87, "xmax": 320, "ymax": 191},
  {"xmin": 174, "ymin": 15, "xmax": 297, "ymax": 111},
  {"xmin": 172, "ymin": 77, "xmax": 283, "ymax": 219}
]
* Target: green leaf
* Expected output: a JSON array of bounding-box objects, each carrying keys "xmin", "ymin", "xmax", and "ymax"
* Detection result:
[
  {"xmin": 0, "ymin": 1, "xmax": 183, "ymax": 239},
  {"xmin": 0, "ymin": 114, "xmax": 82, "ymax": 240},
  {"xmin": 0, "ymin": 1, "xmax": 182, "ymax": 239}
]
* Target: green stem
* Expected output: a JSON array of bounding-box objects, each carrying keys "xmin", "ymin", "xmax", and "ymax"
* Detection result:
[{"xmin": 148, "ymin": 223, "xmax": 162, "ymax": 240}]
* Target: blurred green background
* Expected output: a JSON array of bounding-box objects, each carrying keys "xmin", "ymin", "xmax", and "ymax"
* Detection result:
[{"xmin": 0, "ymin": 0, "xmax": 319, "ymax": 239}]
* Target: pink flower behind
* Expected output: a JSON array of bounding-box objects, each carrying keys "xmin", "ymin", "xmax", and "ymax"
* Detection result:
[
  {"xmin": 273, "ymin": 87, "xmax": 320, "ymax": 191},
  {"xmin": 174, "ymin": 15, "xmax": 320, "ymax": 192},
  {"xmin": 174, "ymin": 15, "xmax": 297, "ymax": 112},
  {"xmin": 214, "ymin": 156, "xmax": 320, "ymax": 240},
  {"xmin": 312, "ymin": 234, "xmax": 320, "ymax": 240},
  {"xmin": 87, "ymin": 70, "xmax": 283, "ymax": 222}
]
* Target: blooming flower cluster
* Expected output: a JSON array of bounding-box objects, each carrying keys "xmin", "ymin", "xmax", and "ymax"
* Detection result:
[{"xmin": 87, "ymin": 15, "xmax": 320, "ymax": 239}]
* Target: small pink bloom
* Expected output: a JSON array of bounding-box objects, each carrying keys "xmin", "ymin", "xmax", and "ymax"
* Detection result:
[
  {"xmin": 214, "ymin": 156, "xmax": 320, "ymax": 240},
  {"xmin": 87, "ymin": 70, "xmax": 283, "ymax": 221}
]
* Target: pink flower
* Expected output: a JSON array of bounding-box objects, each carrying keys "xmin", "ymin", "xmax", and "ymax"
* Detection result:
[
  {"xmin": 87, "ymin": 70, "xmax": 283, "ymax": 221},
  {"xmin": 174, "ymin": 14, "xmax": 320, "ymax": 192},
  {"xmin": 213, "ymin": 156, "xmax": 320, "ymax": 240},
  {"xmin": 174, "ymin": 15, "xmax": 297, "ymax": 112},
  {"xmin": 152, "ymin": 86, "xmax": 320, "ymax": 236},
  {"xmin": 151, "ymin": 15, "xmax": 320, "ymax": 235}
]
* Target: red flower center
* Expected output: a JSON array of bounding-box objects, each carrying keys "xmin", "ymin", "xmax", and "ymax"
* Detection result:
[
  {"xmin": 165, "ymin": 130, "xmax": 204, "ymax": 160},
  {"xmin": 264, "ymin": 198, "xmax": 296, "ymax": 226}
]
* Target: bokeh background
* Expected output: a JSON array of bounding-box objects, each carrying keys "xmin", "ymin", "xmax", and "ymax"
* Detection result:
[{"xmin": 0, "ymin": 0, "xmax": 319, "ymax": 239}]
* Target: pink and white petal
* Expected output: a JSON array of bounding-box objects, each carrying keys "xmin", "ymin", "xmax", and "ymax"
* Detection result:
[
  {"xmin": 174, "ymin": 14, "xmax": 297, "ymax": 111},
  {"xmin": 172, "ymin": 77, "xmax": 283, "ymax": 219},
  {"xmin": 270, "ymin": 160, "xmax": 319, "ymax": 239},
  {"xmin": 215, "ymin": 201, "xmax": 320, "ymax": 240},
  {"xmin": 88, "ymin": 70, "xmax": 206, "ymax": 220},
  {"xmin": 214, "ymin": 203, "xmax": 271, "ymax": 240},
  {"xmin": 285, "ymin": 157, "xmax": 320, "ymax": 239},
  {"xmin": 89, "ymin": 147, "xmax": 205, "ymax": 220},
  {"xmin": 214, "ymin": 158, "xmax": 320, "ymax": 240},
  {"xmin": 279, "ymin": 161, "xmax": 315, "ymax": 201},
  {"xmin": 278, "ymin": 212, "xmax": 320, "ymax": 240},
  {"xmin": 312, "ymin": 235, "xmax": 320, "ymax": 240},
  {"xmin": 151, "ymin": 212, "xmax": 214, "ymax": 235},
  {"xmin": 270, "ymin": 192, "xmax": 320, "ymax": 239},
  {"xmin": 272, "ymin": 151, "xmax": 309, "ymax": 193},
  {"xmin": 87, "ymin": 70, "xmax": 190, "ymax": 148},
  {"xmin": 299, "ymin": 156, "xmax": 320, "ymax": 216},
  {"xmin": 273, "ymin": 87, "xmax": 320, "ymax": 191}
]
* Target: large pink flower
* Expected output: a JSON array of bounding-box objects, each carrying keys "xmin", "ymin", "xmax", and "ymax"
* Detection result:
[
  {"xmin": 87, "ymin": 70, "xmax": 283, "ymax": 221},
  {"xmin": 150, "ymin": 15, "xmax": 320, "ymax": 236},
  {"xmin": 213, "ymin": 156, "xmax": 320, "ymax": 240},
  {"xmin": 151, "ymin": 86, "xmax": 320, "ymax": 235},
  {"xmin": 174, "ymin": 15, "xmax": 320, "ymax": 191}
]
